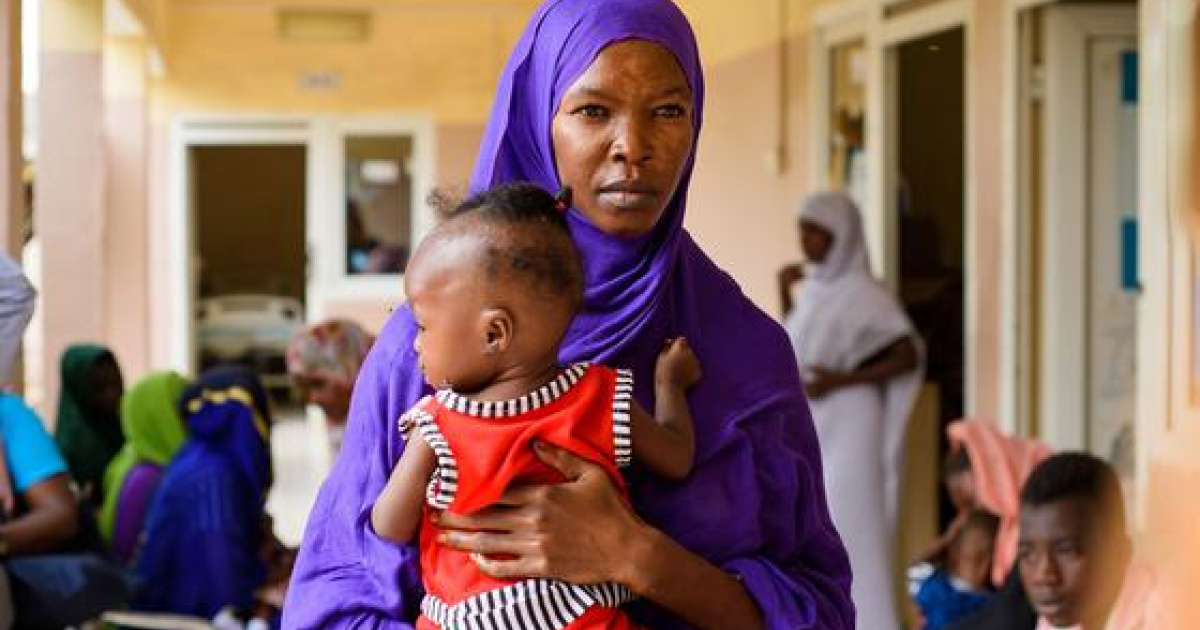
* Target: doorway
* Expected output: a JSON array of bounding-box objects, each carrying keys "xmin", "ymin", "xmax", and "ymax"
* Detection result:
[
  {"xmin": 894, "ymin": 27, "xmax": 968, "ymax": 445},
  {"xmin": 191, "ymin": 144, "xmax": 308, "ymax": 395}
]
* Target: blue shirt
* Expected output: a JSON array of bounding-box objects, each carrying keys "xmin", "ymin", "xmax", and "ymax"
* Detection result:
[{"xmin": 0, "ymin": 394, "xmax": 69, "ymax": 492}]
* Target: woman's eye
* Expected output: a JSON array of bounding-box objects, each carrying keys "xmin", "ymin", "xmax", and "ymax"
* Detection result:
[
  {"xmin": 655, "ymin": 104, "xmax": 687, "ymax": 119},
  {"xmin": 575, "ymin": 105, "xmax": 608, "ymax": 119}
]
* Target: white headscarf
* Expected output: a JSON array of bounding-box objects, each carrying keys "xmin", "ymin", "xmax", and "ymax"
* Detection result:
[{"xmin": 799, "ymin": 191, "xmax": 872, "ymax": 283}]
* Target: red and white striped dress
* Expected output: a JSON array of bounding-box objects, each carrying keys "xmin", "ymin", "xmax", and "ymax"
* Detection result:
[{"xmin": 399, "ymin": 363, "xmax": 640, "ymax": 630}]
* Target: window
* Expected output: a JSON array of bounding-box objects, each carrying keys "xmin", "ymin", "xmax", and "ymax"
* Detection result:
[{"xmin": 343, "ymin": 135, "xmax": 415, "ymax": 276}]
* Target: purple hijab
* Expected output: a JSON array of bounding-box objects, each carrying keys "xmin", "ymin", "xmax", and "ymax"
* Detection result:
[{"xmin": 283, "ymin": 1, "xmax": 853, "ymax": 629}]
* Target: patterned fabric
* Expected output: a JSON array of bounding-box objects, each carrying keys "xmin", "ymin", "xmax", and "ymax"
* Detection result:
[
  {"xmin": 286, "ymin": 319, "xmax": 373, "ymax": 388},
  {"xmin": 421, "ymin": 579, "xmax": 633, "ymax": 630},
  {"xmin": 404, "ymin": 364, "xmax": 636, "ymax": 630},
  {"xmin": 134, "ymin": 366, "xmax": 272, "ymax": 618}
]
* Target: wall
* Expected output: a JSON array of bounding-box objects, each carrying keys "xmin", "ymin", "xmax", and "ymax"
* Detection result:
[{"xmin": 121, "ymin": 0, "xmax": 825, "ymax": 371}]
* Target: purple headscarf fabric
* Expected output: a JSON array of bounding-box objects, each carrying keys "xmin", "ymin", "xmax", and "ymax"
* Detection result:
[{"xmin": 283, "ymin": 1, "xmax": 853, "ymax": 629}]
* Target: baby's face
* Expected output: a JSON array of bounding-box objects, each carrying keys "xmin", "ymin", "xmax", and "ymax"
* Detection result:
[{"xmin": 948, "ymin": 525, "xmax": 994, "ymax": 592}]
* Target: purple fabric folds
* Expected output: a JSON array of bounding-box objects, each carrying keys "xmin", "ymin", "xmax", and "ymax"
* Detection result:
[{"xmin": 283, "ymin": 1, "xmax": 853, "ymax": 629}]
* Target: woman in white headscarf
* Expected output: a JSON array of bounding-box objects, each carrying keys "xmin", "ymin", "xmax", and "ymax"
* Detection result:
[{"xmin": 779, "ymin": 190, "xmax": 923, "ymax": 630}]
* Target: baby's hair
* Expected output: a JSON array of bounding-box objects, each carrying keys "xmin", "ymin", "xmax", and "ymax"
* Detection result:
[
  {"xmin": 444, "ymin": 182, "xmax": 584, "ymax": 309},
  {"xmin": 1020, "ymin": 451, "xmax": 1126, "ymax": 536}
]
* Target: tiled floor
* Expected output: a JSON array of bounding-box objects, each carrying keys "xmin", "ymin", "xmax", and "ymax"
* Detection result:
[{"xmin": 266, "ymin": 409, "xmax": 326, "ymax": 546}]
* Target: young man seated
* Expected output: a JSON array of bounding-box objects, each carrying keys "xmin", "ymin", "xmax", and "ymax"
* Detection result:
[{"xmin": 1017, "ymin": 452, "xmax": 1171, "ymax": 630}]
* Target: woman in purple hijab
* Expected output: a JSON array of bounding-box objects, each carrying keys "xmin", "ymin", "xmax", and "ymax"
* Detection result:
[{"xmin": 283, "ymin": 1, "xmax": 853, "ymax": 629}]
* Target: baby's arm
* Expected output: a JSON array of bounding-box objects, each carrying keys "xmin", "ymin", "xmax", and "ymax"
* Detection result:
[
  {"xmin": 630, "ymin": 337, "xmax": 701, "ymax": 480},
  {"xmin": 371, "ymin": 418, "xmax": 437, "ymax": 542}
]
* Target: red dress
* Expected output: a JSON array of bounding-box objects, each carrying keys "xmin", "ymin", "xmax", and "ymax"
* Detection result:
[{"xmin": 400, "ymin": 363, "xmax": 639, "ymax": 630}]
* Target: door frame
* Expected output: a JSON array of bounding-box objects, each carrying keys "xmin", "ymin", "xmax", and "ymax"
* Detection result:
[
  {"xmin": 874, "ymin": 0, "xmax": 973, "ymax": 406},
  {"xmin": 1036, "ymin": 5, "xmax": 1137, "ymax": 451},
  {"xmin": 169, "ymin": 117, "xmax": 315, "ymax": 374}
]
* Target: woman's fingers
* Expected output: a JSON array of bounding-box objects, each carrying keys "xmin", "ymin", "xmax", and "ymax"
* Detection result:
[
  {"xmin": 471, "ymin": 553, "xmax": 544, "ymax": 580},
  {"xmin": 531, "ymin": 440, "xmax": 598, "ymax": 481}
]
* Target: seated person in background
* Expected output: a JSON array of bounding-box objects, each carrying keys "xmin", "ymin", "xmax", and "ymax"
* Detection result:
[
  {"xmin": 910, "ymin": 509, "xmax": 1000, "ymax": 630},
  {"xmin": 99, "ymin": 371, "xmax": 190, "ymax": 565},
  {"xmin": 55, "ymin": 344, "xmax": 126, "ymax": 507},
  {"xmin": 135, "ymin": 365, "xmax": 275, "ymax": 622},
  {"xmin": 0, "ymin": 253, "xmax": 36, "ymax": 389},
  {"xmin": 1018, "ymin": 452, "xmax": 1172, "ymax": 630},
  {"xmin": 0, "ymin": 391, "xmax": 134, "ymax": 630}
]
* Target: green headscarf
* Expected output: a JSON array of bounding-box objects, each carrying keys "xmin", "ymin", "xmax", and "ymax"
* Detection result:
[
  {"xmin": 98, "ymin": 371, "xmax": 189, "ymax": 542},
  {"xmin": 55, "ymin": 344, "xmax": 125, "ymax": 500}
]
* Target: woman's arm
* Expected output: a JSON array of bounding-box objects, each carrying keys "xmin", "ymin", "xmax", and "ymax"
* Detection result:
[
  {"xmin": 776, "ymin": 264, "xmax": 804, "ymax": 317},
  {"xmin": 371, "ymin": 437, "xmax": 436, "ymax": 542},
  {"xmin": 807, "ymin": 336, "xmax": 919, "ymax": 399},
  {"xmin": 436, "ymin": 443, "xmax": 764, "ymax": 630},
  {"xmin": 1, "ymin": 473, "xmax": 79, "ymax": 554}
]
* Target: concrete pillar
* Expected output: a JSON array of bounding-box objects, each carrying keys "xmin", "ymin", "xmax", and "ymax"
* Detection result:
[
  {"xmin": 0, "ymin": 0, "xmax": 22, "ymax": 258},
  {"xmin": 102, "ymin": 36, "xmax": 149, "ymax": 378},
  {"xmin": 35, "ymin": 0, "xmax": 105, "ymax": 418}
]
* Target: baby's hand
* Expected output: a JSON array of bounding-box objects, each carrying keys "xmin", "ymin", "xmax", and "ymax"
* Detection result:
[{"xmin": 655, "ymin": 337, "xmax": 702, "ymax": 390}]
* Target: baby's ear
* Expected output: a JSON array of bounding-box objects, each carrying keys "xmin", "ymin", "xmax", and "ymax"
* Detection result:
[{"xmin": 481, "ymin": 308, "xmax": 514, "ymax": 355}]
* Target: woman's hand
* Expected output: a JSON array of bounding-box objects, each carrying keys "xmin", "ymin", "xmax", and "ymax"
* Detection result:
[
  {"xmin": 805, "ymin": 367, "xmax": 849, "ymax": 399},
  {"xmin": 777, "ymin": 263, "xmax": 804, "ymax": 288},
  {"xmin": 434, "ymin": 442, "xmax": 645, "ymax": 587}
]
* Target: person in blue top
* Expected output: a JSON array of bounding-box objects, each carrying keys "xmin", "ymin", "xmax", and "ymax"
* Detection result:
[{"xmin": 0, "ymin": 391, "xmax": 134, "ymax": 629}]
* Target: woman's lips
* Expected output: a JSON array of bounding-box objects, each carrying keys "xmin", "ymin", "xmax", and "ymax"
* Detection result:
[{"xmin": 597, "ymin": 185, "xmax": 659, "ymax": 209}]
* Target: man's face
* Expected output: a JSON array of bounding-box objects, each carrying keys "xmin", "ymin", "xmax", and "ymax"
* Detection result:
[{"xmin": 1017, "ymin": 498, "xmax": 1129, "ymax": 628}]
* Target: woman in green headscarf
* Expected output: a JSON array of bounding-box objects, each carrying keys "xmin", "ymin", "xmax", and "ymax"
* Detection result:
[
  {"xmin": 99, "ymin": 371, "xmax": 189, "ymax": 564},
  {"xmin": 55, "ymin": 344, "xmax": 126, "ymax": 506}
]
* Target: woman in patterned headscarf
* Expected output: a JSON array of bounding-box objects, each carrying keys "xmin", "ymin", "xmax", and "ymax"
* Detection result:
[
  {"xmin": 285, "ymin": 319, "xmax": 373, "ymax": 427},
  {"xmin": 134, "ymin": 365, "xmax": 273, "ymax": 618}
]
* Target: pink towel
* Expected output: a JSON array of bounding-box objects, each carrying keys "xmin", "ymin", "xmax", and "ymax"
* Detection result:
[{"xmin": 947, "ymin": 419, "xmax": 1053, "ymax": 586}]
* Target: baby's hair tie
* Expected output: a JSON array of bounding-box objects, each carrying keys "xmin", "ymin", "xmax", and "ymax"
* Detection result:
[{"xmin": 554, "ymin": 187, "xmax": 573, "ymax": 213}]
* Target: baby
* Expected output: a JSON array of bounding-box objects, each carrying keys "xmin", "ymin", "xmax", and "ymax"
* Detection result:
[
  {"xmin": 910, "ymin": 509, "xmax": 1000, "ymax": 630},
  {"xmin": 371, "ymin": 182, "xmax": 701, "ymax": 630}
]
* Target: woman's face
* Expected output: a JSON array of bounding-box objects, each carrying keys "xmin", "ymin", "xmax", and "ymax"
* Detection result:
[
  {"xmin": 799, "ymin": 220, "xmax": 834, "ymax": 263},
  {"xmin": 947, "ymin": 469, "xmax": 978, "ymax": 511},
  {"xmin": 89, "ymin": 356, "xmax": 124, "ymax": 420},
  {"xmin": 552, "ymin": 40, "xmax": 695, "ymax": 238},
  {"xmin": 296, "ymin": 374, "xmax": 352, "ymax": 424}
]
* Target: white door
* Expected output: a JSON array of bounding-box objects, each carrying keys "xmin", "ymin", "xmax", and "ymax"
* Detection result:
[{"xmin": 1040, "ymin": 5, "xmax": 1138, "ymax": 453}]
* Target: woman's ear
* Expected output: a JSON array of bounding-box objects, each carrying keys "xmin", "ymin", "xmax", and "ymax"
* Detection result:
[{"xmin": 481, "ymin": 308, "xmax": 514, "ymax": 355}]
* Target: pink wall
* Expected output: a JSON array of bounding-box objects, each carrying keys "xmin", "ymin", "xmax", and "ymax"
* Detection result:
[
  {"xmin": 36, "ymin": 51, "xmax": 106, "ymax": 419},
  {"xmin": 103, "ymin": 96, "xmax": 151, "ymax": 379}
]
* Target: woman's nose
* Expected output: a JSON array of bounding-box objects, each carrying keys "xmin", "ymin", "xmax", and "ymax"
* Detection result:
[{"xmin": 611, "ymin": 115, "xmax": 652, "ymax": 164}]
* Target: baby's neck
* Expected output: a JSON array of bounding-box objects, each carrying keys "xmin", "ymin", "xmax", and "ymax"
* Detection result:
[{"xmin": 456, "ymin": 361, "xmax": 565, "ymax": 403}]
